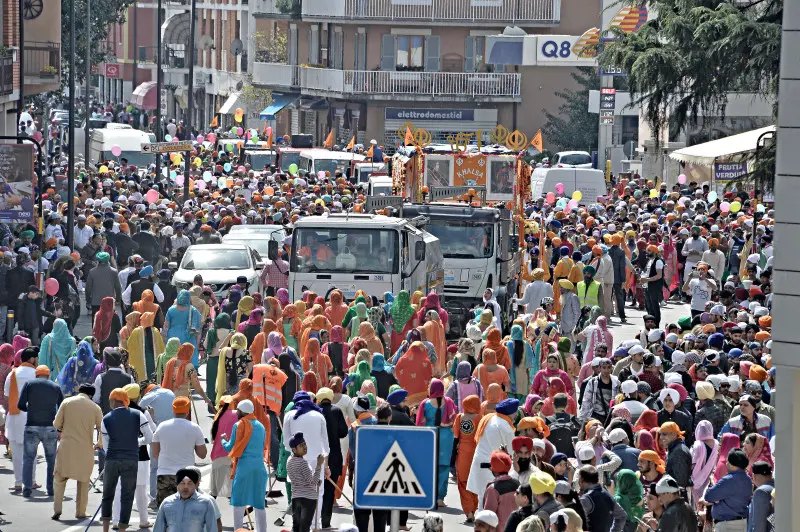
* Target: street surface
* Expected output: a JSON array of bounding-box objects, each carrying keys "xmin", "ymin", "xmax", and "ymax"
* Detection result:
[{"xmin": 0, "ymin": 298, "xmax": 690, "ymax": 532}]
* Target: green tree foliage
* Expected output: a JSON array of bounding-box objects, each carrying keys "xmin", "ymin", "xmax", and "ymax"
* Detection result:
[
  {"xmin": 61, "ymin": 0, "xmax": 135, "ymax": 86},
  {"xmin": 599, "ymin": 0, "xmax": 782, "ymax": 190}
]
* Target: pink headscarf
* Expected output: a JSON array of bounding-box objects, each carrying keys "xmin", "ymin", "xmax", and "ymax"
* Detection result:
[
  {"xmin": 264, "ymin": 331, "xmax": 284, "ymax": 363},
  {"xmin": 585, "ymin": 315, "xmax": 613, "ymax": 364},
  {"xmin": 714, "ymin": 434, "xmax": 741, "ymax": 483},
  {"xmin": 0, "ymin": 344, "xmax": 13, "ymax": 366}
]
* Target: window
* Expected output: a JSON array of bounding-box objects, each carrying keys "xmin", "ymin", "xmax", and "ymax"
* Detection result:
[
  {"xmin": 396, "ymin": 36, "xmax": 424, "ymax": 70},
  {"xmin": 474, "ymin": 36, "xmax": 486, "ymax": 71},
  {"xmin": 290, "ymin": 228, "xmax": 399, "ymax": 274}
]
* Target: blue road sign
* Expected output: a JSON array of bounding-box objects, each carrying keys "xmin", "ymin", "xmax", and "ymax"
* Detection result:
[{"xmin": 354, "ymin": 426, "xmax": 437, "ymax": 510}]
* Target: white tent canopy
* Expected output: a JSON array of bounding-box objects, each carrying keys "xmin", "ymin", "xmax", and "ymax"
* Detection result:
[{"xmin": 669, "ymin": 125, "xmax": 776, "ymax": 165}]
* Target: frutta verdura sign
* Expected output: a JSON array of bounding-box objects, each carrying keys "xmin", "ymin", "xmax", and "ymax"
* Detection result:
[
  {"xmin": 0, "ymin": 144, "xmax": 35, "ymax": 223},
  {"xmin": 714, "ymin": 162, "xmax": 748, "ymax": 181}
]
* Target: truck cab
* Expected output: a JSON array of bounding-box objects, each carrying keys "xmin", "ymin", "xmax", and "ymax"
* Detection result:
[
  {"xmin": 367, "ymin": 175, "xmax": 393, "ymax": 197},
  {"xmin": 400, "ymin": 202, "xmax": 521, "ymax": 337},
  {"xmin": 288, "ymin": 213, "xmax": 443, "ymax": 302},
  {"xmin": 351, "ymin": 162, "xmax": 387, "ymax": 186},
  {"xmin": 242, "ymin": 148, "xmax": 277, "ymax": 173}
]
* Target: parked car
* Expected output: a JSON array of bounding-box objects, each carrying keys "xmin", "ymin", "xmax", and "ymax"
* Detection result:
[
  {"xmin": 170, "ymin": 243, "xmax": 264, "ymax": 297},
  {"xmin": 552, "ymin": 151, "xmax": 593, "ymax": 168}
]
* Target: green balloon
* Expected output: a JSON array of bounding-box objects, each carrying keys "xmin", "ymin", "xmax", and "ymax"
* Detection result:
[
  {"xmin": 231, "ymin": 126, "xmax": 237, "ymax": 133},
  {"xmin": 288, "ymin": 163, "xmax": 298, "ymax": 174},
  {"xmin": 226, "ymin": 144, "xmax": 234, "ymax": 152}
]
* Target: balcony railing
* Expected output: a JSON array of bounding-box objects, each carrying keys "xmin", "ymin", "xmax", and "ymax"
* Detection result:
[
  {"xmin": 0, "ymin": 55, "xmax": 13, "ymax": 95},
  {"xmin": 301, "ymin": 0, "xmax": 560, "ymax": 24},
  {"xmin": 23, "ymin": 41, "xmax": 60, "ymax": 79},
  {"xmin": 253, "ymin": 63, "xmax": 520, "ymax": 99}
]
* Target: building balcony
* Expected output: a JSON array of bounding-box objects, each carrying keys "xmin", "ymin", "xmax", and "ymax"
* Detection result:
[
  {"xmin": 253, "ymin": 62, "xmax": 521, "ymax": 101},
  {"xmin": 298, "ymin": 0, "xmax": 560, "ymax": 25},
  {"xmin": 23, "ymin": 41, "xmax": 60, "ymax": 87},
  {"xmin": 0, "ymin": 54, "xmax": 13, "ymax": 96}
]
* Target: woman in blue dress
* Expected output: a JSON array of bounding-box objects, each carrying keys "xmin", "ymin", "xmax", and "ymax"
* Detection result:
[
  {"xmin": 222, "ymin": 398, "xmax": 269, "ymax": 532},
  {"xmin": 56, "ymin": 339, "xmax": 97, "ymax": 396},
  {"xmin": 415, "ymin": 378, "xmax": 457, "ymax": 506},
  {"xmin": 163, "ymin": 289, "xmax": 202, "ymax": 367},
  {"xmin": 40, "ymin": 318, "xmax": 77, "ymax": 380}
]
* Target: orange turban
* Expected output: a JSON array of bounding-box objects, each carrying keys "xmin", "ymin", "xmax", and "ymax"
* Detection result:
[
  {"xmin": 647, "ymin": 245, "xmax": 660, "ymax": 254},
  {"xmin": 749, "ymin": 365, "xmax": 768, "ymax": 384},
  {"xmin": 552, "ymin": 237, "xmax": 562, "ymax": 247},
  {"xmin": 755, "ymin": 331, "xmax": 771, "ymax": 342},
  {"xmin": 35, "ymin": 365, "xmax": 50, "ymax": 377},
  {"xmin": 172, "ymin": 397, "xmax": 191, "ymax": 414},
  {"xmin": 660, "ymin": 421, "xmax": 685, "ymax": 438},
  {"xmin": 517, "ymin": 416, "xmax": 550, "ymax": 438},
  {"xmin": 109, "ymin": 388, "xmax": 130, "ymax": 407},
  {"xmin": 638, "ymin": 450, "xmax": 666, "ymax": 473},
  {"xmin": 758, "ymin": 316, "xmax": 772, "ymax": 328}
]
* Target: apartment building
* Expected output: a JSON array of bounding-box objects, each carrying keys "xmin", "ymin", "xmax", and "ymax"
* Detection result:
[
  {"xmin": 249, "ymin": 0, "xmax": 601, "ymax": 150},
  {"xmin": 101, "ymin": 0, "xmax": 249, "ymax": 128}
]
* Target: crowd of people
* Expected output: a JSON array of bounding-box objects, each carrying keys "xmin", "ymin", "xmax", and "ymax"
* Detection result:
[{"xmin": 0, "ymin": 142, "xmax": 779, "ymax": 532}]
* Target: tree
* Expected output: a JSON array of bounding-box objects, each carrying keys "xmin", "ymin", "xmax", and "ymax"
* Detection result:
[
  {"xmin": 599, "ymin": 0, "xmax": 781, "ymax": 190},
  {"xmin": 275, "ymin": 0, "xmax": 301, "ymax": 17},
  {"xmin": 542, "ymin": 66, "xmax": 626, "ymax": 152},
  {"xmin": 61, "ymin": 0, "xmax": 136, "ymax": 87}
]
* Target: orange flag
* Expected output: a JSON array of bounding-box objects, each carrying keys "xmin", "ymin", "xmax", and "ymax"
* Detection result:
[
  {"xmin": 404, "ymin": 126, "xmax": 414, "ymax": 146},
  {"xmin": 366, "ymin": 144, "xmax": 374, "ymax": 160},
  {"xmin": 345, "ymin": 136, "xmax": 355, "ymax": 151},
  {"xmin": 266, "ymin": 131, "xmax": 272, "ymax": 149},
  {"xmin": 210, "ymin": 115, "xmax": 218, "ymax": 128},
  {"xmin": 530, "ymin": 129, "xmax": 543, "ymax": 152},
  {"xmin": 323, "ymin": 130, "xmax": 334, "ymax": 149}
]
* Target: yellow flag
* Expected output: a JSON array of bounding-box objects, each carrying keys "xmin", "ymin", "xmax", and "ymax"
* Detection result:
[
  {"xmin": 404, "ymin": 126, "xmax": 415, "ymax": 146},
  {"xmin": 323, "ymin": 130, "xmax": 334, "ymax": 149},
  {"xmin": 210, "ymin": 115, "xmax": 218, "ymax": 128},
  {"xmin": 530, "ymin": 129, "xmax": 543, "ymax": 152},
  {"xmin": 345, "ymin": 136, "xmax": 355, "ymax": 151}
]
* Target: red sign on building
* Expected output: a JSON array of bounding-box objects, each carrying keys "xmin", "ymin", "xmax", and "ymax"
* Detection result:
[{"xmin": 104, "ymin": 64, "xmax": 121, "ymax": 79}]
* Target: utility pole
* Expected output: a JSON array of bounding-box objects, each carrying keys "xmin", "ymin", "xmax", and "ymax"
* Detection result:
[
  {"xmin": 66, "ymin": 0, "xmax": 76, "ymax": 250},
  {"xmin": 17, "ymin": 0, "xmax": 24, "ymax": 124},
  {"xmin": 84, "ymin": 0, "xmax": 91, "ymax": 165},
  {"xmin": 184, "ymin": 0, "xmax": 197, "ymax": 201},
  {"xmin": 132, "ymin": 1, "xmax": 138, "ymax": 93},
  {"xmin": 154, "ymin": 0, "xmax": 163, "ymax": 180}
]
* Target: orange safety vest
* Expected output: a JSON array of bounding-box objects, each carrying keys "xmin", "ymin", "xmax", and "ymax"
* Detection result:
[{"xmin": 252, "ymin": 364, "xmax": 288, "ymax": 414}]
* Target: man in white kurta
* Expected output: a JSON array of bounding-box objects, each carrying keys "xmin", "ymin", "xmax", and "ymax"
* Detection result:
[
  {"xmin": 3, "ymin": 348, "xmax": 38, "ymax": 491},
  {"xmin": 282, "ymin": 392, "xmax": 329, "ymax": 530},
  {"xmin": 466, "ymin": 398, "xmax": 518, "ymax": 511}
]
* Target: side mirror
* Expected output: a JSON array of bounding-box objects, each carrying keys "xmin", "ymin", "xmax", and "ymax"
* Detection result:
[
  {"xmin": 167, "ymin": 261, "xmax": 177, "ymax": 269},
  {"xmin": 255, "ymin": 261, "xmax": 265, "ymax": 269},
  {"xmin": 268, "ymin": 239, "xmax": 279, "ymax": 260},
  {"xmin": 509, "ymin": 235, "xmax": 519, "ymax": 252},
  {"xmin": 414, "ymin": 241, "xmax": 425, "ymax": 261}
]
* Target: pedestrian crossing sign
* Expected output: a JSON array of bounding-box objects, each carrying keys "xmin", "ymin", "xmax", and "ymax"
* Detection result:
[{"xmin": 354, "ymin": 426, "xmax": 436, "ymax": 510}]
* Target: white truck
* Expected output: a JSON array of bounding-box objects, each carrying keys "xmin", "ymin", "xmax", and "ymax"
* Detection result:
[
  {"xmin": 400, "ymin": 187, "xmax": 522, "ymax": 337},
  {"xmin": 288, "ymin": 212, "xmax": 443, "ymax": 301},
  {"xmin": 88, "ymin": 124, "xmax": 155, "ymax": 169}
]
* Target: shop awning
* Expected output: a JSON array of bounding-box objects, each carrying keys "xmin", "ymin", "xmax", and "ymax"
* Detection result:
[
  {"xmin": 219, "ymin": 92, "xmax": 241, "ymax": 114},
  {"xmin": 131, "ymin": 81, "xmax": 158, "ymax": 110},
  {"xmin": 259, "ymin": 93, "xmax": 298, "ymax": 121},
  {"xmin": 669, "ymin": 125, "xmax": 776, "ymax": 165}
]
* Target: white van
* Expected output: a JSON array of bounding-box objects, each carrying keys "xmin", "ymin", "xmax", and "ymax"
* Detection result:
[
  {"xmin": 530, "ymin": 167, "xmax": 607, "ymax": 204},
  {"xmin": 367, "ymin": 175, "xmax": 393, "ymax": 196},
  {"xmin": 298, "ymin": 149, "xmax": 365, "ymax": 178},
  {"xmin": 88, "ymin": 124, "xmax": 155, "ymax": 168}
]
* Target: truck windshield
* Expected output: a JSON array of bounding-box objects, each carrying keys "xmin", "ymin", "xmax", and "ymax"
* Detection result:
[
  {"xmin": 101, "ymin": 151, "xmax": 153, "ymax": 167},
  {"xmin": 280, "ymin": 152, "xmax": 301, "ymax": 171},
  {"xmin": 290, "ymin": 228, "xmax": 398, "ymax": 274},
  {"xmin": 314, "ymin": 159, "xmax": 347, "ymax": 175},
  {"xmin": 424, "ymin": 221, "xmax": 493, "ymax": 259},
  {"xmin": 248, "ymin": 153, "xmax": 276, "ymax": 169}
]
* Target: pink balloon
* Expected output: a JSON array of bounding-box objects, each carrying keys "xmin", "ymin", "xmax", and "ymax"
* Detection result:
[
  {"xmin": 196, "ymin": 135, "xmax": 204, "ymax": 144},
  {"xmin": 111, "ymin": 145, "xmax": 122, "ymax": 157},
  {"xmin": 567, "ymin": 199, "xmax": 578, "ymax": 210},
  {"xmin": 720, "ymin": 201, "xmax": 731, "ymax": 213},
  {"xmin": 237, "ymin": 165, "xmax": 246, "ymax": 173},
  {"xmin": 44, "ymin": 278, "xmax": 59, "ymax": 296},
  {"xmin": 554, "ymin": 183, "xmax": 565, "ymax": 195},
  {"xmin": 196, "ymin": 180, "xmax": 206, "ymax": 191},
  {"xmin": 145, "ymin": 189, "xmax": 159, "ymax": 203},
  {"xmin": 207, "ymin": 133, "xmax": 217, "ymax": 143},
  {"xmin": 236, "ymin": 127, "xmax": 244, "ymax": 136},
  {"xmin": 266, "ymin": 126, "xmax": 273, "ymax": 137},
  {"xmin": 545, "ymin": 192, "xmax": 556, "ymax": 204},
  {"xmin": 176, "ymin": 174, "xmax": 185, "ymax": 186},
  {"xmin": 318, "ymin": 171, "xmax": 326, "ymax": 179},
  {"xmin": 677, "ymin": 174, "xmax": 686, "ymax": 185}
]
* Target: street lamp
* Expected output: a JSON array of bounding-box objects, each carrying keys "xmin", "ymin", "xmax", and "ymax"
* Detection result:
[{"xmin": 66, "ymin": 0, "xmax": 76, "ymax": 250}]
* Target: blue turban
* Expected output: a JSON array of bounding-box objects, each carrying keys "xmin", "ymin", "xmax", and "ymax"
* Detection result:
[
  {"xmin": 559, "ymin": 246, "xmax": 570, "ymax": 257},
  {"xmin": 495, "ymin": 398, "xmax": 520, "ymax": 416},
  {"xmin": 140, "ymin": 265, "xmax": 154, "ymax": 277},
  {"xmin": 571, "ymin": 251, "xmax": 582, "ymax": 261},
  {"xmin": 550, "ymin": 220, "xmax": 562, "ymax": 229},
  {"xmin": 387, "ymin": 389, "xmax": 408, "ymax": 406},
  {"xmin": 708, "ymin": 333, "xmax": 725, "ymax": 349}
]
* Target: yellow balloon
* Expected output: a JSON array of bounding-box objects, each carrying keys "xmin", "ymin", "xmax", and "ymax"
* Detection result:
[
  {"xmin": 234, "ymin": 114, "xmax": 243, "ymax": 123},
  {"xmin": 99, "ymin": 165, "xmax": 109, "ymax": 174},
  {"xmin": 572, "ymin": 190, "xmax": 582, "ymax": 201},
  {"xmin": 194, "ymin": 157, "xmax": 202, "ymax": 167},
  {"xmin": 649, "ymin": 189, "xmax": 658, "ymax": 198},
  {"xmin": 730, "ymin": 201, "xmax": 742, "ymax": 213}
]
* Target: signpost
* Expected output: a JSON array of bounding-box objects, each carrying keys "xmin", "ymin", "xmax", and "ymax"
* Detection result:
[
  {"xmin": 354, "ymin": 426, "xmax": 436, "ymax": 532},
  {"xmin": 142, "ymin": 141, "xmax": 194, "ymax": 154}
]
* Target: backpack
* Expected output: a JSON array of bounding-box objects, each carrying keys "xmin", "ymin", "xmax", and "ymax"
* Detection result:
[{"xmin": 546, "ymin": 413, "xmax": 580, "ymax": 458}]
